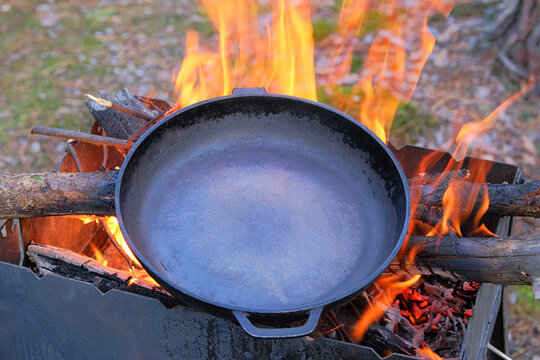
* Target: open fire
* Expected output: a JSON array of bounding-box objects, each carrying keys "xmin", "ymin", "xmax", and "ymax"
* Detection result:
[{"xmin": 0, "ymin": 0, "xmax": 539, "ymax": 359}]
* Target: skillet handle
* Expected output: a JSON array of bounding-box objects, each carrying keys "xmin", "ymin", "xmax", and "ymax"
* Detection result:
[
  {"xmin": 232, "ymin": 308, "xmax": 322, "ymax": 339},
  {"xmin": 231, "ymin": 87, "xmax": 267, "ymax": 95}
]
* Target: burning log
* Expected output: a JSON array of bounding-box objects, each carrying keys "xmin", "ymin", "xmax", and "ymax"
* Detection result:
[
  {"xmin": 411, "ymin": 177, "xmax": 540, "ymax": 220},
  {"xmin": 0, "ymin": 171, "xmax": 117, "ymax": 219},
  {"xmin": 27, "ymin": 243, "xmax": 178, "ymax": 308},
  {"xmin": 1, "ymin": 170, "xmax": 538, "ymax": 219},
  {"xmin": 387, "ymin": 228, "xmax": 540, "ymax": 287},
  {"xmin": 85, "ymin": 94, "xmax": 155, "ymax": 122},
  {"xmin": 84, "ymin": 88, "xmax": 164, "ymax": 140},
  {"xmin": 1, "ymin": 171, "xmax": 539, "ymax": 287}
]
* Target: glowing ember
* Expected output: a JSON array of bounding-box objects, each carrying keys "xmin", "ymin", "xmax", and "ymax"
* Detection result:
[
  {"xmin": 417, "ymin": 345, "xmax": 444, "ymax": 360},
  {"xmin": 352, "ymin": 274, "xmax": 421, "ymax": 340}
]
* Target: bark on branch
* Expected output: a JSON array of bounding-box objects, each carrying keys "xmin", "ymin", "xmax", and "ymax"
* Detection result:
[
  {"xmin": 411, "ymin": 178, "xmax": 540, "ymax": 222},
  {"xmin": 0, "ymin": 171, "xmax": 117, "ymax": 219},
  {"xmin": 27, "ymin": 227, "xmax": 540, "ymax": 310},
  {"xmin": 0, "ymin": 171, "xmax": 538, "ymax": 219},
  {"xmin": 386, "ymin": 228, "xmax": 540, "ymax": 286}
]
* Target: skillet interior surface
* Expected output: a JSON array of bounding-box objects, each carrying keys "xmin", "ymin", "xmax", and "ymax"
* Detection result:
[{"xmin": 118, "ymin": 96, "xmax": 407, "ymax": 313}]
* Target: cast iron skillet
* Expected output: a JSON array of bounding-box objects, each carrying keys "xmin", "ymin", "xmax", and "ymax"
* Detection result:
[{"xmin": 115, "ymin": 88, "xmax": 410, "ymax": 338}]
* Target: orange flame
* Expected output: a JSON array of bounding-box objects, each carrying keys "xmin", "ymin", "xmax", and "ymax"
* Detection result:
[
  {"xmin": 101, "ymin": 216, "xmax": 142, "ymax": 268},
  {"xmin": 71, "ymin": 215, "xmax": 150, "ymax": 282},
  {"xmin": 170, "ymin": 0, "xmax": 453, "ymax": 144},
  {"xmin": 89, "ymin": 243, "xmax": 108, "ymax": 267},
  {"xmin": 417, "ymin": 346, "xmax": 443, "ymax": 360},
  {"xmin": 73, "ymin": 215, "xmax": 96, "ymax": 225},
  {"xmin": 352, "ymin": 274, "xmax": 421, "ymax": 340},
  {"xmin": 353, "ymin": 73, "xmax": 533, "ymax": 337},
  {"xmin": 424, "ymin": 76, "xmax": 537, "ymax": 237},
  {"xmin": 328, "ymin": 0, "xmax": 453, "ymax": 143},
  {"xmin": 172, "ymin": 0, "xmax": 316, "ymax": 111}
]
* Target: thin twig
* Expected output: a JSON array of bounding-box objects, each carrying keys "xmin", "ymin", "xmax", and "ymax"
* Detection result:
[
  {"xmin": 135, "ymin": 95, "xmax": 170, "ymax": 112},
  {"xmin": 98, "ymin": 219, "xmax": 142, "ymax": 270},
  {"xmin": 32, "ymin": 125, "xmax": 129, "ymax": 148},
  {"xmin": 327, "ymin": 311, "xmax": 353, "ymax": 343}
]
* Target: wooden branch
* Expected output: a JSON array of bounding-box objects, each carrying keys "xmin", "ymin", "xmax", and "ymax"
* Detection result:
[
  {"xmin": 32, "ymin": 126, "xmax": 129, "ymax": 148},
  {"xmin": 411, "ymin": 178, "xmax": 540, "ymax": 220},
  {"xmin": 0, "ymin": 171, "xmax": 117, "ymax": 219},
  {"xmin": 25, "ymin": 225, "xmax": 540, "ymax": 313},
  {"xmin": 385, "ymin": 228, "xmax": 540, "ymax": 286},
  {"xmin": 1, "ymin": 170, "xmax": 539, "ymax": 219},
  {"xmin": 27, "ymin": 243, "xmax": 178, "ymax": 308},
  {"xmin": 135, "ymin": 95, "xmax": 172, "ymax": 112}
]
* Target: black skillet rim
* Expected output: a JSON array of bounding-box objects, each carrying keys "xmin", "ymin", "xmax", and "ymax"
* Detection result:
[{"xmin": 115, "ymin": 91, "xmax": 411, "ymax": 316}]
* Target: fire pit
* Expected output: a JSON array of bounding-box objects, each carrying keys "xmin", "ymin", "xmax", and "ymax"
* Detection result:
[
  {"xmin": 1, "ymin": 0, "xmax": 539, "ymax": 359},
  {"xmin": 0, "ymin": 88, "xmax": 538, "ymax": 359}
]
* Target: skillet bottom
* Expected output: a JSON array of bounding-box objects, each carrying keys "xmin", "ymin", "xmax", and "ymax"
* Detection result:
[{"xmin": 136, "ymin": 144, "xmax": 396, "ymax": 311}]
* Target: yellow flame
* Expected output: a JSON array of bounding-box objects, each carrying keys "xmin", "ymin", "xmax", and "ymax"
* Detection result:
[
  {"xmin": 171, "ymin": 0, "xmax": 316, "ymax": 111},
  {"xmin": 329, "ymin": 0, "xmax": 452, "ymax": 143},
  {"xmin": 425, "ymin": 76, "xmax": 537, "ymax": 237},
  {"xmin": 89, "ymin": 243, "xmax": 106, "ymax": 266},
  {"xmin": 101, "ymin": 216, "xmax": 142, "ymax": 268}
]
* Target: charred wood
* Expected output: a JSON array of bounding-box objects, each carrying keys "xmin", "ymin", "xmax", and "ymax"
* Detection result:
[
  {"xmin": 362, "ymin": 324, "xmax": 418, "ymax": 356},
  {"xmin": 85, "ymin": 94, "xmax": 154, "ymax": 121},
  {"xmin": 386, "ymin": 228, "xmax": 540, "ymax": 286},
  {"xmin": 27, "ymin": 243, "xmax": 179, "ymax": 308},
  {"xmin": 411, "ymin": 177, "xmax": 540, "ymax": 220},
  {"xmin": 85, "ymin": 88, "xmax": 162, "ymax": 140}
]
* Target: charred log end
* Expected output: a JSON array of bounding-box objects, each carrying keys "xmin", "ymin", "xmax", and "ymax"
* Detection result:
[{"xmin": 27, "ymin": 243, "xmax": 179, "ymax": 308}]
